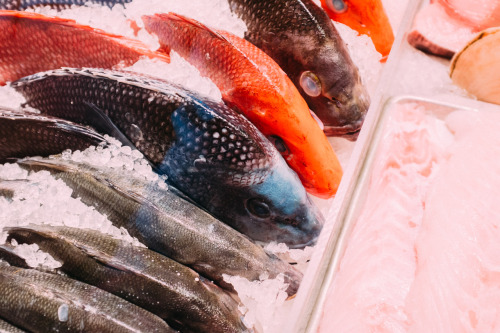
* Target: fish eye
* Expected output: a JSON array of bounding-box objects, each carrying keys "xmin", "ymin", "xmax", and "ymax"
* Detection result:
[
  {"xmin": 299, "ymin": 71, "xmax": 322, "ymax": 97},
  {"xmin": 327, "ymin": 0, "xmax": 348, "ymax": 13},
  {"xmin": 268, "ymin": 135, "xmax": 290, "ymax": 156},
  {"xmin": 246, "ymin": 198, "xmax": 271, "ymax": 218}
]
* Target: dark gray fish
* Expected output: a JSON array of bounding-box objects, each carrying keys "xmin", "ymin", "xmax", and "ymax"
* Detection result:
[
  {"xmin": 0, "ymin": 262, "xmax": 175, "ymax": 333},
  {"xmin": 0, "ymin": 108, "xmax": 106, "ymax": 163},
  {"xmin": 6, "ymin": 225, "xmax": 249, "ymax": 333},
  {"xmin": 0, "ymin": 318, "xmax": 26, "ymax": 333},
  {"xmin": 0, "ymin": 243, "xmax": 29, "ymax": 268},
  {"xmin": 14, "ymin": 156, "xmax": 303, "ymax": 296},
  {"xmin": 12, "ymin": 68, "xmax": 323, "ymax": 247},
  {"xmin": 0, "ymin": 0, "xmax": 132, "ymax": 10},
  {"xmin": 227, "ymin": 0, "xmax": 370, "ymax": 138}
]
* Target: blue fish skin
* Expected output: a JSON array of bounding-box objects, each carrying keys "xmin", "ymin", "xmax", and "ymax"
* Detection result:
[{"xmin": 12, "ymin": 68, "xmax": 323, "ymax": 247}]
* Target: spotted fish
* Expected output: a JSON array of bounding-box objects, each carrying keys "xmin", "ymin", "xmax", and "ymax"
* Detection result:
[{"xmin": 12, "ymin": 68, "xmax": 323, "ymax": 247}]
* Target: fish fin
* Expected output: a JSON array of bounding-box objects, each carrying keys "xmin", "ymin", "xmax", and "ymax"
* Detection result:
[
  {"xmin": 150, "ymin": 12, "xmax": 232, "ymax": 44},
  {"xmin": 16, "ymin": 158, "xmax": 77, "ymax": 174},
  {"xmin": 81, "ymin": 101, "xmax": 137, "ymax": 150},
  {"xmin": 0, "ymin": 10, "xmax": 169, "ymax": 63}
]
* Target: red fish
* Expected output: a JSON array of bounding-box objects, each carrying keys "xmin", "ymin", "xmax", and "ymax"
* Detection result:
[
  {"xmin": 320, "ymin": 0, "xmax": 395, "ymax": 61},
  {"xmin": 0, "ymin": 10, "xmax": 169, "ymax": 85},
  {"xmin": 143, "ymin": 13, "xmax": 343, "ymax": 198}
]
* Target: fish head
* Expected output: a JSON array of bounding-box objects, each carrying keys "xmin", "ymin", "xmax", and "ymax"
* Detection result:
[
  {"xmin": 163, "ymin": 99, "xmax": 324, "ymax": 247},
  {"xmin": 291, "ymin": 39, "xmax": 370, "ymax": 139},
  {"xmin": 205, "ymin": 155, "xmax": 324, "ymax": 248},
  {"xmin": 319, "ymin": 0, "xmax": 395, "ymax": 59}
]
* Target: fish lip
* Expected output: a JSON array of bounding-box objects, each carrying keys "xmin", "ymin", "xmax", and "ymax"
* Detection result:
[
  {"xmin": 286, "ymin": 234, "xmax": 319, "ymax": 249},
  {"xmin": 323, "ymin": 124, "xmax": 362, "ymax": 140}
]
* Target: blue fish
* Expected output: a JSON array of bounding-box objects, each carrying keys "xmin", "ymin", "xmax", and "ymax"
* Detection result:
[{"xmin": 12, "ymin": 68, "xmax": 323, "ymax": 247}]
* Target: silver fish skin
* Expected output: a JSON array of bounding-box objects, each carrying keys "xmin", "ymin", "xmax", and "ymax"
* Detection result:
[
  {"xmin": 6, "ymin": 224, "xmax": 250, "ymax": 333},
  {"xmin": 227, "ymin": 0, "xmax": 370, "ymax": 138},
  {"xmin": 0, "ymin": 243, "xmax": 29, "ymax": 268},
  {"xmin": 0, "ymin": 262, "xmax": 175, "ymax": 333},
  {"xmin": 0, "ymin": 318, "xmax": 26, "ymax": 333},
  {"xmin": 0, "ymin": 108, "xmax": 106, "ymax": 163},
  {"xmin": 15, "ymin": 156, "xmax": 303, "ymax": 296},
  {"xmin": 12, "ymin": 68, "xmax": 323, "ymax": 248}
]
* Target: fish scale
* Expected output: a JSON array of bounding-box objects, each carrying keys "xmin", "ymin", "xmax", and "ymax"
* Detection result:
[
  {"xmin": 6, "ymin": 225, "xmax": 249, "ymax": 333},
  {"xmin": 0, "ymin": 318, "xmax": 26, "ymax": 333},
  {"xmin": 226, "ymin": 0, "xmax": 370, "ymax": 138},
  {"xmin": 0, "ymin": 263, "xmax": 174, "ymax": 333},
  {"xmin": 0, "ymin": 10, "xmax": 168, "ymax": 85},
  {"xmin": 13, "ymin": 68, "xmax": 323, "ymax": 246},
  {"xmin": 0, "ymin": 108, "xmax": 106, "ymax": 163},
  {"xmin": 142, "ymin": 12, "xmax": 343, "ymax": 198}
]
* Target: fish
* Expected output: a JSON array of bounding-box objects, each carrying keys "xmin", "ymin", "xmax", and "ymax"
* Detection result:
[
  {"xmin": 0, "ymin": 262, "xmax": 175, "ymax": 333},
  {"xmin": 0, "ymin": 10, "xmax": 169, "ymax": 85},
  {"xmin": 6, "ymin": 224, "xmax": 249, "ymax": 333},
  {"xmin": 0, "ymin": 0, "xmax": 132, "ymax": 10},
  {"xmin": 14, "ymin": 156, "xmax": 303, "ymax": 295},
  {"xmin": 407, "ymin": 0, "xmax": 500, "ymax": 59},
  {"xmin": 0, "ymin": 243, "xmax": 29, "ymax": 268},
  {"xmin": 12, "ymin": 67, "xmax": 323, "ymax": 247},
  {"xmin": 142, "ymin": 13, "xmax": 343, "ymax": 198},
  {"xmin": 225, "ymin": 0, "xmax": 370, "ymax": 138},
  {"xmin": 319, "ymin": 0, "xmax": 395, "ymax": 60},
  {"xmin": 0, "ymin": 108, "xmax": 106, "ymax": 163},
  {"xmin": 0, "ymin": 318, "xmax": 26, "ymax": 333}
]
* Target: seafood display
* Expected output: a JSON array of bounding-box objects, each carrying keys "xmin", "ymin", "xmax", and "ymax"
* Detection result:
[
  {"xmin": 0, "ymin": 0, "xmax": 451, "ymax": 332},
  {"xmin": 143, "ymin": 12, "xmax": 343, "ymax": 198},
  {"xmin": 226, "ymin": 0, "xmax": 370, "ymax": 138},
  {"xmin": 12, "ymin": 68, "xmax": 322, "ymax": 245},
  {"xmin": 407, "ymin": 0, "xmax": 500, "ymax": 58},
  {"xmin": 12, "ymin": 155, "xmax": 302, "ymax": 293},
  {"xmin": 319, "ymin": 0, "xmax": 394, "ymax": 60}
]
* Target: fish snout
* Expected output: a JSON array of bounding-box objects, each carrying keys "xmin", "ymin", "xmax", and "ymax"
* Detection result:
[
  {"xmin": 279, "ymin": 202, "xmax": 324, "ymax": 249},
  {"xmin": 322, "ymin": 83, "xmax": 370, "ymax": 138}
]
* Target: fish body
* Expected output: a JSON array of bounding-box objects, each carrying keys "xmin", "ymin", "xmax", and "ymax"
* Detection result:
[
  {"xmin": 0, "ymin": 243, "xmax": 29, "ymax": 268},
  {"xmin": 319, "ymin": 0, "xmax": 394, "ymax": 60},
  {"xmin": 226, "ymin": 0, "xmax": 370, "ymax": 138},
  {"xmin": 12, "ymin": 68, "xmax": 322, "ymax": 247},
  {"xmin": 0, "ymin": 262, "xmax": 174, "ymax": 333},
  {"xmin": 142, "ymin": 13, "xmax": 342, "ymax": 198},
  {"xmin": 6, "ymin": 225, "xmax": 248, "ymax": 333},
  {"xmin": 15, "ymin": 156, "xmax": 303, "ymax": 294},
  {"xmin": 0, "ymin": 108, "xmax": 106, "ymax": 163},
  {"xmin": 0, "ymin": 318, "xmax": 25, "ymax": 333},
  {"xmin": 0, "ymin": 10, "xmax": 168, "ymax": 85},
  {"xmin": 0, "ymin": 0, "xmax": 132, "ymax": 10}
]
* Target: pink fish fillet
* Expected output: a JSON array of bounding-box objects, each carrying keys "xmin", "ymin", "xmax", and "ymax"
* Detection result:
[
  {"xmin": 408, "ymin": 0, "xmax": 500, "ymax": 58},
  {"xmin": 319, "ymin": 103, "xmax": 453, "ymax": 332},
  {"xmin": 405, "ymin": 109, "xmax": 500, "ymax": 332}
]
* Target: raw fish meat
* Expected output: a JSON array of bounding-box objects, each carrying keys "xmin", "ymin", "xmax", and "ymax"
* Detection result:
[
  {"xmin": 408, "ymin": 0, "xmax": 500, "ymax": 58},
  {"xmin": 319, "ymin": 102, "xmax": 453, "ymax": 332},
  {"xmin": 319, "ymin": 102, "xmax": 500, "ymax": 332}
]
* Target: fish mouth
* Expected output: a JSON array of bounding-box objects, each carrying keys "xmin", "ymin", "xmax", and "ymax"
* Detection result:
[{"xmin": 323, "ymin": 124, "xmax": 361, "ymax": 140}]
